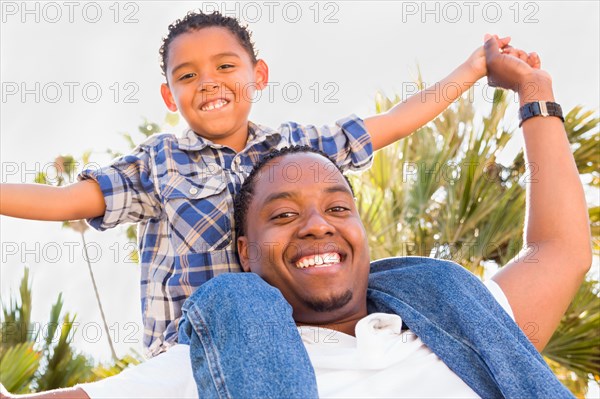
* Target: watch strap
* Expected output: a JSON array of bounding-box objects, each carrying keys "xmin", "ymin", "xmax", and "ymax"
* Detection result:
[{"xmin": 519, "ymin": 101, "xmax": 564, "ymax": 127}]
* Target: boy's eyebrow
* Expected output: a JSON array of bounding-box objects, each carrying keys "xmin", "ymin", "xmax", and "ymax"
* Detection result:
[
  {"xmin": 212, "ymin": 52, "xmax": 242, "ymax": 60},
  {"xmin": 171, "ymin": 62, "xmax": 194, "ymax": 76},
  {"xmin": 170, "ymin": 53, "xmax": 242, "ymax": 76}
]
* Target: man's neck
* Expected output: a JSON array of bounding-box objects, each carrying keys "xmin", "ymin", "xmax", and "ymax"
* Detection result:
[{"xmin": 296, "ymin": 311, "xmax": 367, "ymax": 337}]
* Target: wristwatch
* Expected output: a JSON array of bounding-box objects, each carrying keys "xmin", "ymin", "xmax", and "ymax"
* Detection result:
[{"xmin": 519, "ymin": 101, "xmax": 564, "ymax": 127}]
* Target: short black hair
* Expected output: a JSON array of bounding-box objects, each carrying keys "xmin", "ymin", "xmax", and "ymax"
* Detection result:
[
  {"xmin": 233, "ymin": 146, "xmax": 355, "ymax": 240},
  {"xmin": 159, "ymin": 11, "xmax": 258, "ymax": 78}
]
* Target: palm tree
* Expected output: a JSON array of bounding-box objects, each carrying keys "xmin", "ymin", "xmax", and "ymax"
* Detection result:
[
  {"xmin": 0, "ymin": 269, "xmax": 141, "ymax": 393},
  {"xmin": 351, "ymin": 87, "xmax": 599, "ymax": 397}
]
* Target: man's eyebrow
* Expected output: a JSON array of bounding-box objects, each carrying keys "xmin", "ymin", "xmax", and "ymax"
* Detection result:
[
  {"xmin": 324, "ymin": 184, "xmax": 353, "ymax": 196},
  {"xmin": 263, "ymin": 191, "xmax": 296, "ymax": 206},
  {"xmin": 262, "ymin": 185, "xmax": 352, "ymax": 206}
]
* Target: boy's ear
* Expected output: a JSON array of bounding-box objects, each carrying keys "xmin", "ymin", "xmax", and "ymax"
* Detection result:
[
  {"xmin": 237, "ymin": 236, "xmax": 251, "ymax": 272},
  {"xmin": 254, "ymin": 59, "xmax": 269, "ymax": 90},
  {"xmin": 160, "ymin": 83, "xmax": 178, "ymax": 112}
]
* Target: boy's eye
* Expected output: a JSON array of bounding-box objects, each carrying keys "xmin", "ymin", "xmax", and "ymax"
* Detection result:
[
  {"xmin": 217, "ymin": 64, "xmax": 234, "ymax": 70},
  {"xmin": 178, "ymin": 73, "xmax": 196, "ymax": 81}
]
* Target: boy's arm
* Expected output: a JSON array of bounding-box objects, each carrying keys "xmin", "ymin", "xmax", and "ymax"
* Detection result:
[
  {"xmin": 364, "ymin": 36, "xmax": 511, "ymax": 151},
  {"xmin": 484, "ymin": 37, "xmax": 592, "ymax": 351},
  {"xmin": 0, "ymin": 180, "xmax": 105, "ymax": 221}
]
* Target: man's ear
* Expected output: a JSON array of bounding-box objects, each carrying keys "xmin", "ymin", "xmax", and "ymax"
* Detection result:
[
  {"xmin": 237, "ymin": 236, "xmax": 251, "ymax": 272},
  {"xmin": 254, "ymin": 59, "xmax": 269, "ymax": 90},
  {"xmin": 160, "ymin": 83, "xmax": 178, "ymax": 112}
]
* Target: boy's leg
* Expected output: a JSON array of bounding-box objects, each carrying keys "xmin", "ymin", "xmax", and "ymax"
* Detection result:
[{"xmin": 178, "ymin": 273, "xmax": 318, "ymax": 399}]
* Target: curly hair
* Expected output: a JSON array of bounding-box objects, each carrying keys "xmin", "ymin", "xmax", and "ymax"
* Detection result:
[
  {"xmin": 233, "ymin": 146, "xmax": 355, "ymax": 241},
  {"xmin": 159, "ymin": 11, "xmax": 258, "ymax": 77}
]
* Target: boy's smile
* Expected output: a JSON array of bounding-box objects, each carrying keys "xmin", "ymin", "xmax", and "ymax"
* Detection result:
[{"xmin": 161, "ymin": 27, "xmax": 268, "ymax": 152}]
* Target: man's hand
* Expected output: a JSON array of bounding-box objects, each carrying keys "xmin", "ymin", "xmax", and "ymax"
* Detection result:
[
  {"xmin": 484, "ymin": 34, "xmax": 551, "ymax": 94},
  {"xmin": 0, "ymin": 383, "xmax": 12, "ymax": 399},
  {"xmin": 464, "ymin": 35, "xmax": 511, "ymax": 80}
]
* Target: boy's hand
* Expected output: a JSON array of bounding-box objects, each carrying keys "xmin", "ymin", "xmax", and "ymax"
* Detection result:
[
  {"xmin": 484, "ymin": 34, "xmax": 551, "ymax": 93},
  {"xmin": 465, "ymin": 35, "xmax": 511, "ymax": 80},
  {"xmin": 466, "ymin": 34, "xmax": 543, "ymax": 82}
]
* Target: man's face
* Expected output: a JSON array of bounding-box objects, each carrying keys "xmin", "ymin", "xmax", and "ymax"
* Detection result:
[
  {"xmin": 238, "ymin": 153, "xmax": 370, "ymax": 325},
  {"xmin": 160, "ymin": 27, "xmax": 268, "ymax": 148}
]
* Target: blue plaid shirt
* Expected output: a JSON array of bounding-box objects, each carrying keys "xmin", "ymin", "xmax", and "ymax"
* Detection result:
[{"xmin": 79, "ymin": 115, "xmax": 373, "ymax": 357}]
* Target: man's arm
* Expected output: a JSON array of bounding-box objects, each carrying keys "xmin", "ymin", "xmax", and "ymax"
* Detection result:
[
  {"xmin": 485, "ymin": 37, "xmax": 592, "ymax": 351},
  {"xmin": 0, "ymin": 180, "xmax": 105, "ymax": 221},
  {"xmin": 364, "ymin": 36, "xmax": 512, "ymax": 151},
  {"xmin": 0, "ymin": 345, "xmax": 197, "ymax": 399},
  {"xmin": 1, "ymin": 387, "xmax": 89, "ymax": 399}
]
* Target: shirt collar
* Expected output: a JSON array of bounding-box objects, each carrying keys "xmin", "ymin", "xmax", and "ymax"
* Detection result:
[{"xmin": 176, "ymin": 121, "xmax": 281, "ymax": 152}]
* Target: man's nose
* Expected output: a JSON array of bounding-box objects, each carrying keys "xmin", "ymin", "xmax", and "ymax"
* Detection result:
[{"xmin": 297, "ymin": 210, "xmax": 335, "ymax": 238}]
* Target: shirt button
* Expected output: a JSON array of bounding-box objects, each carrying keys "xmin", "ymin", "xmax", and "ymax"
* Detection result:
[{"xmin": 189, "ymin": 187, "xmax": 199, "ymax": 195}]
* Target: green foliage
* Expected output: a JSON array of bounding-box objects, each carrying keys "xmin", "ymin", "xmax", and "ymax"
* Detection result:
[
  {"xmin": 352, "ymin": 89, "xmax": 599, "ymax": 396},
  {"xmin": 544, "ymin": 279, "xmax": 600, "ymax": 384},
  {"xmin": 0, "ymin": 269, "xmax": 143, "ymax": 393},
  {"xmin": 0, "ymin": 343, "xmax": 40, "ymax": 394},
  {"xmin": 0, "ymin": 269, "xmax": 93, "ymax": 392},
  {"xmin": 91, "ymin": 351, "xmax": 142, "ymax": 380}
]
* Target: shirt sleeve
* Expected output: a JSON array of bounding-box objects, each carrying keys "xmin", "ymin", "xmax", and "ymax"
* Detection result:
[
  {"xmin": 78, "ymin": 141, "xmax": 162, "ymax": 231},
  {"xmin": 483, "ymin": 280, "xmax": 515, "ymax": 320},
  {"xmin": 286, "ymin": 114, "xmax": 373, "ymax": 172},
  {"xmin": 77, "ymin": 344, "xmax": 197, "ymax": 399}
]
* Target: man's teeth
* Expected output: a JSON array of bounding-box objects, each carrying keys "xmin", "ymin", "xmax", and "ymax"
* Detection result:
[
  {"xmin": 200, "ymin": 99, "xmax": 228, "ymax": 111},
  {"xmin": 295, "ymin": 253, "xmax": 341, "ymax": 269}
]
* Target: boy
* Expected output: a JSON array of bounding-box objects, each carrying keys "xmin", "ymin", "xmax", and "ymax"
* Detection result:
[{"xmin": 0, "ymin": 11, "xmax": 520, "ymax": 357}]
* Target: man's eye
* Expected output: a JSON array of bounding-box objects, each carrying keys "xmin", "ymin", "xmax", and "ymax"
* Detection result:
[
  {"xmin": 218, "ymin": 64, "xmax": 234, "ymax": 70},
  {"xmin": 328, "ymin": 206, "xmax": 350, "ymax": 213},
  {"xmin": 272, "ymin": 212, "xmax": 296, "ymax": 220},
  {"xmin": 178, "ymin": 73, "xmax": 196, "ymax": 81}
]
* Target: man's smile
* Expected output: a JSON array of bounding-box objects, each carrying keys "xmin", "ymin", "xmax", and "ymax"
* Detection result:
[{"xmin": 294, "ymin": 252, "xmax": 343, "ymax": 269}]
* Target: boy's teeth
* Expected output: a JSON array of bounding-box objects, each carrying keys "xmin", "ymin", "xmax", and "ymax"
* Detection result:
[
  {"xmin": 295, "ymin": 252, "xmax": 341, "ymax": 269},
  {"xmin": 201, "ymin": 99, "xmax": 228, "ymax": 111}
]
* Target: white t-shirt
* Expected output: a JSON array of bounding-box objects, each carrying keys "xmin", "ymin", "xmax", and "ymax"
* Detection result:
[{"xmin": 79, "ymin": 281, "xmax": 513, "ymax": 399}]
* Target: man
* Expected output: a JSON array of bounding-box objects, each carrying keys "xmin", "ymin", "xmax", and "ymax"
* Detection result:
[
  {"xmin": 1, "ymin": 37, "xmax": 590, "ymax": 399},
  {"xmin": 174, "ymin": 35, "xmax": 590, "ymax": 398}
]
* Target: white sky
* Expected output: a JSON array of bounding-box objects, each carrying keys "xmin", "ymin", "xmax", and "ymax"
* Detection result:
[{"xmin": 1, "ymin": 0, "xmax": 599, "ymax": 369}]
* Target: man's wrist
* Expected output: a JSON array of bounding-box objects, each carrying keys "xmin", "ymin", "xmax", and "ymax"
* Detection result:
[{"xmin": 517, "ymin": 74, "xmax": 554, "ymax": 105}]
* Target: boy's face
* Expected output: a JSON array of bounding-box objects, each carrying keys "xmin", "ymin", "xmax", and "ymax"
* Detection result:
[
  {"xmin": 237, "ymin": 153, "xmax": 370, "ymax": 325},
  {"xmin": 161, "ymin": 27, "xmax": 268, "ymax": 150}
]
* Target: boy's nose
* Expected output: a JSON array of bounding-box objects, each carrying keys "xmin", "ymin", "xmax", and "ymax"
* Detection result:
[{"xmin": 198, "ymin": 81, "xmax": 220, "ymax": 94}]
